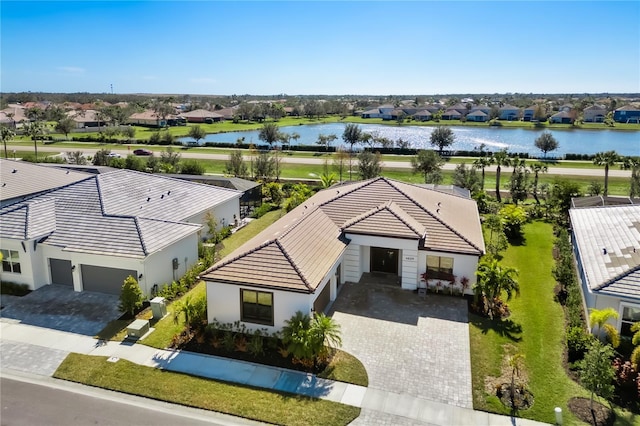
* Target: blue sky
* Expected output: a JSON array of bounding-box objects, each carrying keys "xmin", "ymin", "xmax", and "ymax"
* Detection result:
[{"xmin": 2, "ymin": 1, "xmax": 639, "ymax": 95}]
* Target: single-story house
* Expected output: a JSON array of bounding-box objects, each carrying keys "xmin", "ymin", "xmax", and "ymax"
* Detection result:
[
  {"xmin": 360, "ymin": 104, "xmax": 395, "ymax": 120},
  {"xmin": 180, "ymin": 109, "xmax": 224, "ymax": 123},
  {"xmin": 550, "ymin": 110, "xmax": 574, "ymax": 124},
  {"xmin": 613, "ymin": 105, "xmax": 640, "ymax": 123},
  {"xmin": 441, "ymin": 109, "xmax": 462, "ymax": 120},
  {"xmin": 569, "ymin": 205, "xmax": 640, "ymax": 339},
  {"xmin": 127, "ymin": 110, "xmax": 173, "ymax": 127},
  {"xmin": 583, "ymin": 105, "xmax": 607, "ymax": 123},
  {"xmin": 498, "ymin": 105, "xmax": 520, "ymax": 121},
  {"xmin": 0, "ymin": 163, "xmax": 241, "ymax": 296},
  {"xmin": 67, "ymin": 109, "xmax": 103, "ymax": 128},
  {"xmin": 413, "ymin": 110, "xmax": 433, "ymax": 121},
  {"xmin": 203, "ymin": 177, "xmax": 485, "ymax": 332},
  {"xmin": 448, "ymin": 103, "xmax": 469, "ymax": 115},
  {"xmin": 470, "ymin": 105, "xmax": 491, "ymax": 115},
  {"xmin": 466, "ymin": 110, "xmax": 489, "ymax": 122}
]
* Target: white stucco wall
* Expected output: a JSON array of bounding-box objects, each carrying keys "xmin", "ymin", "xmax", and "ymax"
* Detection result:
[
  {"xmin": 401, "ymin": 249, "xmax": 419, "ymax": 290},
  {"xmin": 143, "ymin": 232, "xmax": 200, "ymax": 295},
  {"xmin": 2, "ymin": 230, "xmax": 199, "ymax": 297},
  {"xmin": 206, "ymin": 281, "xmax": 313, "ymax": 333},
  {"xmin": 417, "ymin": 251, "xmax": 479, "ymax": 295},
  {"xmin": 0, "ymin": 238, "xmax": 36, "ymax": 288},
  {"xmin": 186, "ymin": 197, "xmax": 240, "ymax": 239}
]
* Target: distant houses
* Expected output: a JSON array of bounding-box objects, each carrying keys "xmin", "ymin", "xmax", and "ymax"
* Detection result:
[{"xmin": 613, "ymin": 105, "xmax": 640, "ymax": 123}]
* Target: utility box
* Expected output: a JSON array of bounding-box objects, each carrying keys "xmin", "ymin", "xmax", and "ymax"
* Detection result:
[
  {"xmin": 127, "ymin": 319, "xmax": 150, "ymax": 339},
  {"xmin": 150, "ymin": 296, "xmax": 167, "ymax": 320}
]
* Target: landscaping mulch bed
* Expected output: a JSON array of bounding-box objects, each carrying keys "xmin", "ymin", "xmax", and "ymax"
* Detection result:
[
  {"xmin": 496, "ymin": 383, "xmax": 533, "ymax": 410},
  {"xmin": 568, "ymin": 397, "xmax": 615, "ymax": 426},
  {"xmin": 178, "ymin": 332, "xmax": 330, "ymax": 375}
]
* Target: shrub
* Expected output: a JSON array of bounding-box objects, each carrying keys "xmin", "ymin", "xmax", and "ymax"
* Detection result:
[
  {"xmin": 567, "ymin": 326, "xmax": 594, "ymax": 363},
  {"xmin": 251, "ymin": 202, "xmax": 276, "ymax": 219},
  {"xmin": 0, "ymin": 281, "xmax": 31, "ymax": 296},
  {"xmin": 180, "ymin": 159, "xmax": 205, "ymax": 175},
  {"xmin": 119, "ymin": 276, "xmax": 144, "ymax": 317}
]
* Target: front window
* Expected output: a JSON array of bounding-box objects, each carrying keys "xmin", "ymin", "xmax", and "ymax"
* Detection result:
[
  {"xmin": 426, "ymin": 255, "xmax": 454, "ymax": 281},
  {"xmin": 241, "ymin": 289, "xmax": 273, "ymax": 326},
  {"xmin": 620, "ymin": 305, "xmax": 640, "ymax": 338},
  {"xmin": 1, "ymin": 249, "xmax": 21, "ymax": 274}
]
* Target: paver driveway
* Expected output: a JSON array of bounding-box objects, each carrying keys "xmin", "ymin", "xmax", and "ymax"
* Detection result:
[
  {"xmin": 329, "ymin": 273, "xmax": 472, "ymax": 408},
  {"xmin": 0, "ymin": 285, "xmax": 121, "ymax": 336}
]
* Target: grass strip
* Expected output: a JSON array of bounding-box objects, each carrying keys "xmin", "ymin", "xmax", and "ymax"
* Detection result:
[
  {"xmin": 54, "ymin": 353, "xmax": 360, "ymax": 426},
  {"xmin": 469, "ymin": 222, "xmax": 639, "ymax": 425}
]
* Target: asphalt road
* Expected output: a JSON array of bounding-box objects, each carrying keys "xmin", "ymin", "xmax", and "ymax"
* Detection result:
[
  {"xmin": 0, "ymin": 374, "xmax": 262, "ymax": 426},
  {"xmin": 5, "ymin": 144, "xmax": 632, "ymax": 178}
]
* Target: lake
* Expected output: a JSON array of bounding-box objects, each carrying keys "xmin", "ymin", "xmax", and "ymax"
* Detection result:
[{"xmin": 182, "ymin": 123, "xmax": 640, "ymax": 157}]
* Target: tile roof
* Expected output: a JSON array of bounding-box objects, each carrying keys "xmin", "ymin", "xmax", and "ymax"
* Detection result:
[
  {"xmin": 97, "ymin": 169, "xmax": 241, "ymax": 222},
  {"xmin": 180, "ymin": 109, "xmax": 224, "ymax": 119},
  {"xmin": 570, "ymin": 205, "xmax": 640, "ymax": 300},
  {"xmin": 203, "ymin": 177, "xmax": 484, "ymax": 293},
  {"xmin": 1, "ymin": 159, "xmax": 91, "ymax": 204},
  {"xmin": 0, "ymin": 169, "xmax": 241, "ymax": 258}
]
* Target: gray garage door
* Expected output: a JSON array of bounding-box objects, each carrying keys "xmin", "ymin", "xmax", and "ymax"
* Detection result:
[
  {"xmin": 50, "ymin": 259, "xmax": 73, "ymax": 287},
  {"xmin": 81, "ymin": 265, "xmax": 137, "ymax": 295}
]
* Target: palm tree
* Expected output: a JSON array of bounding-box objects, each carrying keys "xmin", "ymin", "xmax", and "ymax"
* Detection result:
[
  {"xmin": 342, "ymin": 123, "xmax": 363, "ymax": 180},
  {"xmin": 310, "ymin": 313, "xmax": 342, "ymax": 360},
  {"xmin": 593, "ymin": 150, "xmax": 620, "ymax": 197},
  {"xmin": 474, "ymin": 257, "xmax": 520, "ymax": 319},
  {"xmin": 173, "ymin": 295, "xmax": 207, "ymax": 330},
  {"xmin": 493, "ymin": 149, "xmax": 512, "ymax": 203},
  {"xmin": 589, "ymin": 307, "xmax": 620, "ymax": 348},
  {"xmin": 0, "ymin": 124, "xmax": 16, "ymax": 159},
  {"xmin": 23, "ymin": 121, "xmax": 46, "ymax": 161},
  {"xmin": 282, "ymin": 311, "xmax": 313, "ymax": 362},
  {"xmin": 528, "ymin": 163, "xmax": 548, "ymax": 204},
  {"xmin": 621, "ymin": 156, "xmax": 640, "ymax": 198},
  {"xmin": 473, "ymin": 155, "xmax": 493, "ymax": 190}
]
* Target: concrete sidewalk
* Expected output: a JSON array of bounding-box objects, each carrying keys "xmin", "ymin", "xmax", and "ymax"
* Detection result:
[{"xmin": 0, "ymin": 319, "xmax": 548, "ymax": 425}]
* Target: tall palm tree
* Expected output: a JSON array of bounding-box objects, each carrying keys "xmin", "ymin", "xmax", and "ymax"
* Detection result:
[
  {"xmin": 0, "ymin": 124, "xmax": 16, "ymax": 159},
  {"xmin": 23, "ymin": 121, "xmax": 46, "ymax": 161},
  {"xmin": 474, "ymin": 257, "xmax": 520, "ymax": 319},
  {"xmin": 621, "ymin": 156, "xmax": 640, "ymax": 198},
  {"xmin": 342, "ymin": 123, "xmax": 363, "ymax": 180},
  {"xmin": 589, "ymin": 307, "xmax": 620, "ymax": 348},
  {"xmin": 472, "ymin": 155, "xmax": 493, "ymax": 190},
  {"xmin": 528, "ymin": 163, "xmax": 548, "ymax": 204},
  {"xmin": 492, "ymin": 149, "xmax": 512, "ymax": 203},
  {"xmin": 593, "ymin": 150, "xmax": 620, "ymax": 197}
]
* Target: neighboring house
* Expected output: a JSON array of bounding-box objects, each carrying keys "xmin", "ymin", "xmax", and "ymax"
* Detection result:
[
  {"xmin": 569, "ymin": 205, "xmax": 640, "ymax": 339},
  {"xmin": 466, "ymin": 110, "xmax": 489, "ymax": 122},
  {"xmin": 498, "ymin": 105, "xmax": 520, "ymax": 121},
  {"xmin": 558, "ymin": 104, "xmax": 573, "ymax": 113},
  {"xmin": 0, "ymin": 159, "xmax": 91, "ymax": 207},
  {"xmin": 522, "ymin": 106, "xmax": 537, "ymax": 122},
  {"xmin": 441, "ymin": 109, "xmax": 462, "ymax": 120},
  {"xmin": 67, "ymin": 109, "xmax": 103, "ymax": 128},
  {"xmin": 167, "ymin": 174, "xmax": 262, "ymax": 219},
  {"xmin": 448, "ymin": 103, "xmax": 469, "ymax": 115},
  {"xmin": 0, "ymin": 163, "xmax": 241, "ymax": 296},
  {"xmin": 470, "ymin": 105, "xmax": 491, "ymax": 115},
  {"xmin": 180, "ymin": 109, "xmax": 224, "ymax": 123},
  {"xmin": 361, "ymin": 104, "xmax": 395, "ymax": 119},
  {"xmin": 203, "ymin": 177, "xmax": 485, "ymax": 332},
  {"xmin": 127, "ymin": 110, "xmax": 172, "ymax": 127},
  {"xmin": 583, "ymin": 105, "xmax": 607, "ymax": 123},
  {"xmin": 413, "ymin": 110, "xmax": 433, "ymax": 121},
  {"xmin": 549, "ymin": 110, "xmax": 574, "ymax": 124},
  {"xmin": 613, "ymin": 105, "xmax": 640, "ymax": 123}
]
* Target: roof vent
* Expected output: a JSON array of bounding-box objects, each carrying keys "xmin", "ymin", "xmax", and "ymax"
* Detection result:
[
  {"xmin": 2, "ymin": 183, "xmax": 5, "ymax": 187},
  {"xmin": 437, "ymin": 202, "xmax": 442, "ymax": 207},
  {"xmin": 12, "ymin": 169, "xmax": 17, "ymax": 173},
  {"xmin": 167, "ymin": 190, "xmax": 171, "ymax": 195},
  {"xmin": 161, "ymin": 194, "xmax": 164, "ymax": 199},
  {"xmin": 66, "ymin": 170, "xmax": 70, "ymax": 174},
  {"xmin": 436, "ymin": 208, "xmax": 440, "ymax": 214},
  {"xmin": 146, "ymin": 197, "xmax": 151, "ymax": 202},
  {"xmin": 603, "ymin": 248, "xmax": 607, "ymax": 255}
]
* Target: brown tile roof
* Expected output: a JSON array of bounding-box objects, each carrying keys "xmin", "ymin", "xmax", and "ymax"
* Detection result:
[
  {"xmin": 202, "ymin": 177, "xmax": 485, "ymax": 292},
  {"xmin": 343, "ymin": 200, "xmax": 424, "ymax": 240}
]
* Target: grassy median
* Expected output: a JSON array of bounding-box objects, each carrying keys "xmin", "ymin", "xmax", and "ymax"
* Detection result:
[{"xmin": 54, "ymin": 354, "xmax": 360, "ymax": 426}]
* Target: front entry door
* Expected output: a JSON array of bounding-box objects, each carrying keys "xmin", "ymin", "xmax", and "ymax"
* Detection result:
[{"xmin": 370, "ymin": 247, "xmax": 399, "ymax": 274}]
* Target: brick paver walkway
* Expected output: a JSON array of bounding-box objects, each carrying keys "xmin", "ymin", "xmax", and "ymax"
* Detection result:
[{"xmin": 329, "ymin": 274, "xmax": 473, "ymax": 408}]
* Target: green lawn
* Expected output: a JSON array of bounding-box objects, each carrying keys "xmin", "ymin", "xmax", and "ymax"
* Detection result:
[
  {"xmin": 54, "ymin": 354, "xmax": 360, "ymax": 426},
  {"xmin": 470, "ymin": 221, "xmax": 639, "ymax": 425}
]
